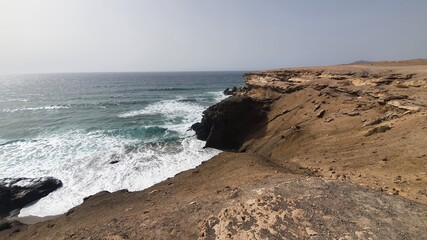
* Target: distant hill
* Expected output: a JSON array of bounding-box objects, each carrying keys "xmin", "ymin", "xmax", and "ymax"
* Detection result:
[
  {"xmin": 349, "ymin": 60, "xmax": 373, "ymax": 65},
  {"xmin": 348, "ymin": 59, "xmax": 427, "ymax": 65}
]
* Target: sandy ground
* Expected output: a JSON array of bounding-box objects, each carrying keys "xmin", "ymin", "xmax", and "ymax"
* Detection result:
[{"xmin": 242, "ymin": 60, "xmax": 427, "ymax": 204}]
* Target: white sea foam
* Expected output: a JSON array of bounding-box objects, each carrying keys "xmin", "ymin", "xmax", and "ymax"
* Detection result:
[
  {"xmin": 119, "ymin": 99, "xmax": 204, "ymax": 118},
  {"xmin": 0, "ymin": 98, "xmax": 29, "ymax": 103},
  {"xmin": 2, "ymin": 105, "xmax": 70, "ymax": 113},
  {"xmin": 208, "ymin": 91, "xmax": 228, "ymax": 102},
  {"xmin": 0, "ymin": 93, "xmax": 226, "ymax": 217},
  {"xmin": 118, "ymin": 92, "xmax": 225, "ymax": 124},
  {"xmin": 118, "ymin": 100, "xmax": 205, "ymax": 135},
  {"xmin": 0, "ymin": 130, "xmax": 220, "ymax": 217}
]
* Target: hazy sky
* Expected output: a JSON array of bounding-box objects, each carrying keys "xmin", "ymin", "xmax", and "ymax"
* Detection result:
[{"xmin": 1, "ymin": 0, "xmax": 426, "ymax": 74}]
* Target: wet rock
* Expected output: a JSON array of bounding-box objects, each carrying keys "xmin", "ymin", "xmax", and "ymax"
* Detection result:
[
  {"xmin": 223, "ymin": 86, "xmax": 237, "ymax": 95},
  {"xmin": 0, "ymin": 177, "xmax": 63, "ymax": 217}
]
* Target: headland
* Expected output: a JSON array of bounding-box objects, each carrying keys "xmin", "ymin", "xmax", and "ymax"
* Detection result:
[{"xmin": 1, "ymin": 60, "xmax": 427, "ymax": 239}]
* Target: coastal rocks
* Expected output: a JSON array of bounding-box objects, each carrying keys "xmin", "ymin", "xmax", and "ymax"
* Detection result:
[
  {"xmin": 0, "ymin": 177, "xmax": 63, "ymax": 217},
  {"xmin": 191, "ymin": 96, "xmax": 268, "ymax": 150},
  {"xmin": 223, "ymin": 86, "xmax": 237, "ymax": 95}
]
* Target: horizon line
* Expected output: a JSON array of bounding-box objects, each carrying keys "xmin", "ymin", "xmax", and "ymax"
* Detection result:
[
  {"xmin": 0, "ymin": 69, "xmax": 257, "ymax": 76},
  {"xmin": 2, "ymin": 58, "xmax": 426, "ymax": 76}
]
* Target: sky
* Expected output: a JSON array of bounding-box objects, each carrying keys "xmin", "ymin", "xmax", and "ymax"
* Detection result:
[{"xmin": 0, "ymin": 0, "xmax": 426, "ymax": 74}]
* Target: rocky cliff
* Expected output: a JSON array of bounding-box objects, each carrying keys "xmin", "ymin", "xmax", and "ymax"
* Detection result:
[
  {"xmin": 191, "ymin": 96, "xmax": 268, "ymax": 150},
  {"xmin": 2, "ymin": 60, "xmax": 427, "ymax": 239}
]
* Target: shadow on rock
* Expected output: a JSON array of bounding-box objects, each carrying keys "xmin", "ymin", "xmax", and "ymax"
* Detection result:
[{"xmin": 192, "ymin": 96, "xmax": 268, "ymax": 150}]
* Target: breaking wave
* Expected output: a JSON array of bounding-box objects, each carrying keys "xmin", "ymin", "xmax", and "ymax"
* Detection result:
[
  {"xmin": 2, "ymin": 105, "xmax": 70, "ymax": 113},
  {"xmin": 0, "ymin": 130, "xmax": 220, "ymax": 217}
]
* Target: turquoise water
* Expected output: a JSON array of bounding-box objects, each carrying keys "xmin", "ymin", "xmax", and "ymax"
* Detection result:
[{"xmin": 0, "ymin": 72, "xmax": 244, "ymax": 217}]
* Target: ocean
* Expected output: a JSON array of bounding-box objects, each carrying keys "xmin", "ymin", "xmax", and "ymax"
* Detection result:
[{"xmin": 0, "ymin": 71, "xmax": 244, "ymax": 217}]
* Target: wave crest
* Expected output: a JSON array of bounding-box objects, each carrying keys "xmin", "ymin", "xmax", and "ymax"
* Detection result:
[
  {"xmin": 0, "ymin": 130, "xmax": 220, "ymax": 217},
  {"xmin": 118, "ymin": 100, "xmax": 204, "ymax": 120},
  {"xmin": 2, "ymin": 105, "xmax": 70, "ymax": 113}
]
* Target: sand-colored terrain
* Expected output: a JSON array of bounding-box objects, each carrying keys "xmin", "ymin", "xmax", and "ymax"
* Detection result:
[{"xmin": 1, "ymin": 60, "xmax": 427, "ymax": 239}]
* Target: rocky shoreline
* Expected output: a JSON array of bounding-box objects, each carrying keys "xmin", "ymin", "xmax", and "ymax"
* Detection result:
[
  {"xmin": 0, "ymin": 177, "xmax": 62, "ymax": 218},
  {"xmin": 1, "ymin": 60, "xmax": 427, "ymax": 239}
]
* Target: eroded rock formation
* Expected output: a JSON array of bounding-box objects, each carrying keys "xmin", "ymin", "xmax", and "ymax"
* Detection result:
[{"xmin": 191, "ymin": 96, "xmax": 268, "ymax": 150}]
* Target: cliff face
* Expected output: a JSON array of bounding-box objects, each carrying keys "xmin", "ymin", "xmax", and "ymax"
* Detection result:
[
  {"xmin": 192, "ymin": 61, "xmax": 427, "ymax": 153},
  {"xmin": 2, "ymin": 60, "xmax": 427, "ymax": 239},
  {"xmin": 191, "ymin": 96, "xmax": 268, "ymax": 150},
  {"xmin": 240, "ymin": 61, "xmax": 427, "ymax": 202}
]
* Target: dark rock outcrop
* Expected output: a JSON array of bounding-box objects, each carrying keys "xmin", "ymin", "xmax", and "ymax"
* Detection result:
[
  {"xmin": 223, "ymin": 86, "xmax": 237, "ymax": 95},
  {"xmin": 191, "ymin": 96, "xmax": 268, "ymax": 150},
  {"xmin": 0, "ymin": 177, "xmax": 63, "ymax": 217}
]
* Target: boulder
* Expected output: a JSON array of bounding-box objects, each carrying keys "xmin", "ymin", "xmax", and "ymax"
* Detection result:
[{"xmin": 0, "ymin": 177, "xmax": 63, "ymax": 217}]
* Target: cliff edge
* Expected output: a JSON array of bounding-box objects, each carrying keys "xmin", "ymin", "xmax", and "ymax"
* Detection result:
[{"xmin": 2, "ymin": 60, "xmax": 427, "ymax": 239}]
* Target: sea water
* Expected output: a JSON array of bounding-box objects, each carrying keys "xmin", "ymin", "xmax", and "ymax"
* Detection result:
[{"xmin": 0, "ymin": 72, "xmax": 244, "ymax": 217}]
